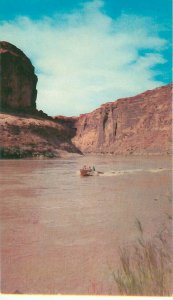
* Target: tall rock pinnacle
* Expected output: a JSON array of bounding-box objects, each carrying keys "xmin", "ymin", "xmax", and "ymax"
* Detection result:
[{"xmin": 0, "ymin": 41, "xmax": 38, "ymax": 112}]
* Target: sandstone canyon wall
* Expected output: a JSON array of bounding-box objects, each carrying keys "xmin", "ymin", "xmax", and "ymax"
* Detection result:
[
  {"xmin": 0, "ymin": 41, "xmax": 37, "ymax": 112},
  {"xmin": 72, "ymin": 84, "xmax": 172, "ymax": 155},
  {"xmin": 1, "ymin": 41, "xmax": 172, "ymax": 158}
]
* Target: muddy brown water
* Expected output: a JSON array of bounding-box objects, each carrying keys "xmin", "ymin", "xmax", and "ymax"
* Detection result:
[{"xmin": 0, "ymin": 155, "xmax": 172, "ymax": 294}]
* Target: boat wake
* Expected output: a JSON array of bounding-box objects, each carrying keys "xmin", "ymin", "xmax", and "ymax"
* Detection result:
[{"xmin": 99, "ymin": 168, "xmax": 171, "ymax": 177}]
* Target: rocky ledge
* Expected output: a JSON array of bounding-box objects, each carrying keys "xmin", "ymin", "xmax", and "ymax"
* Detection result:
[{"xmin": 0, "ymin": 113, "xmax": 81, "ymax": 159}]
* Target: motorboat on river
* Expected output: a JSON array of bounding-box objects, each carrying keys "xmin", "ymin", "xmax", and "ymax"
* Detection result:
[
  {"xmin": 80, "ymin": 168, "xmax": 94, "ymax": 176},
  {"xmin": 80, "ymin": 166, "xmax": 103, "ymax": 176}
]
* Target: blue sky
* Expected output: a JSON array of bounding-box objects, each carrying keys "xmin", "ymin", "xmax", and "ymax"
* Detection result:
[{"xmin": 0, "ymin": 0, "xmax": 172, "ymax": 116}]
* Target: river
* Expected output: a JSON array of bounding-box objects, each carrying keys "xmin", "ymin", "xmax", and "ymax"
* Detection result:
[{"xmin": 0, "ymin": 155, "xmax": 172, "ymax": 294}]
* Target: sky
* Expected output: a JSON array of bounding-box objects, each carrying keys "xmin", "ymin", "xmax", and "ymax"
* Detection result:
[{"xmin": 0, "ymin": 0, "xmax": 172, "ymax": 116}]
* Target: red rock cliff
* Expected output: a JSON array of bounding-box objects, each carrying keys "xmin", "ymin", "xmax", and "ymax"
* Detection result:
[
  {"xmin": 72, "ymin": 84, "xmax": 172, "ymax": 155},
  {"xmin": 0, "ymin": 41, "xmax": 37, "ymax": 111},
  {"xmin": 0, "ymin": 42, "xmax": 81, "ymax": 159}
]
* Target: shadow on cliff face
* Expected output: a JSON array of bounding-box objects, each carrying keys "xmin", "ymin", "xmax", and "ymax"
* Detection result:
[{"xmin": 0, "ymin": 41, "xmax": 37, "ymax": 112}]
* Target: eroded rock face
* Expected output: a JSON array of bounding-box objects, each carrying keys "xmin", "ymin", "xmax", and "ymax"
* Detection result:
[
  {"xmin": 53, "ymin": 116, "xmax": 78, "ymax": 138},
  {"xmin": 0, "ymin": 41, "xmax": 37, "ymax": 111},
  {"xmin": 72, "ymin": 84, "xmax": 172, "ymax": 155}
]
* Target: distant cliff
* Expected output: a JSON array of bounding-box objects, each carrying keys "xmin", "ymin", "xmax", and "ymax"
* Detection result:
[{"xmin": 72, "ymin": 84, "xmax": 172, "ymax": 155}]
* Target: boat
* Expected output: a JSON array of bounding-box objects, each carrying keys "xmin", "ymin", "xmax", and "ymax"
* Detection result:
[
  {"xmin": 80, "ymin": 169, "xmax": 94, "ymax": 176},
  {"xmin": 80, "ymin": 165, "xmax": 104, "ymax": 176}
]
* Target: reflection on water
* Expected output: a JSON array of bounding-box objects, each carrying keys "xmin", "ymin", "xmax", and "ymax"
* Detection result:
[{"xmin": 0, "ymin": 155, "xmax": 172, "ymax": 294}]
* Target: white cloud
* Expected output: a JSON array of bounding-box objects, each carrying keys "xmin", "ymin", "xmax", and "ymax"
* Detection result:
[{"xmin": 0, "ymin": 0, "xmax": 167, "ymax": 116}]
